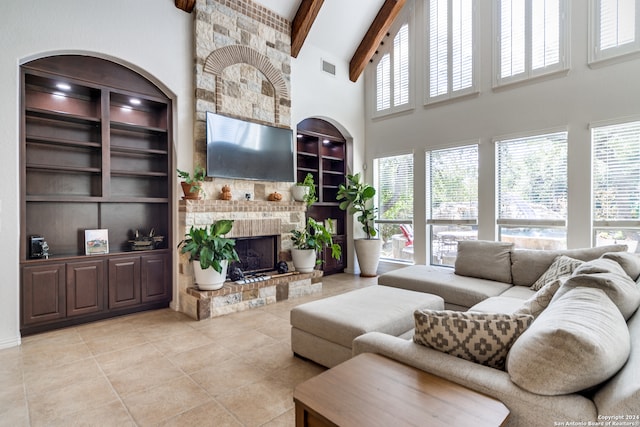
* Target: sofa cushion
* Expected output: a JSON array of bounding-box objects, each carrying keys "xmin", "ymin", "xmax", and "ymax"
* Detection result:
[
  {"xmin": 552, "ymin": 258, "xmax": 640, "ymax": 320},
  {"xmin": 468, "ymin": 296, "xmax": 526, "ymax": 314},
  {"xmin": 514, "ymin": 277, "xmax": 566, "ymax": 318},
  {"xmin": 510, "ymin": 244, "xmax": 628, "ymax": 287},
  {"xmin": 601, "ymin": 251, "xmax": 640, "ymax": 281},
  {"xmin": 530, "ymin": 255, "xmax": 582, "ymax": 291},
  {"xmin": 379, "ymin": 265, "xmax": 512, "ymax": 309},
  {"xmin": 455, "ymin": 240, "xmax": 514, "ymax": 283},
  {"xmin": 414, "ymin": 309, "xmax": 532, "ymax": 370},
  {"xmin": 506, "ymin": 287, "xmax": 631, "ymax": 395}
]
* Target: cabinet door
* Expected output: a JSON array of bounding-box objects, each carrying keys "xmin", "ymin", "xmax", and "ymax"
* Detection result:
[
  {"xmin": 108, "ymin": 256, "xmax": 141, "ymax": 309},
  {"xmin": 66, "ymin": 260, "xmax": 105, "ymax": 317},
  {"xmin": 141, "ymin": 253, "xmax": 170, "ymax": 303},
  {"xmin": 322, "ymin": 235, "xmax": 346, "ymax": 275},
  {"xmin": 22, "ymin": 263, "xmax": 66, "ymax": 325}
]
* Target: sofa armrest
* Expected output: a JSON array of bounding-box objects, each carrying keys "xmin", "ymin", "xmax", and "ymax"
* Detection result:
[{"xmin": 353, "ymin": 332, "xmax": 597, "ymax": 427}]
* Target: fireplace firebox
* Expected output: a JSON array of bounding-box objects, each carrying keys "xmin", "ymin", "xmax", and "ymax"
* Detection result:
[{"xmin": 231, "ymin": 235, "xmax": 279, "ymax": 274}]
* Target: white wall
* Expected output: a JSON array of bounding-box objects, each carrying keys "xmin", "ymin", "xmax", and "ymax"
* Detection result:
[
  {"xmin": 364, "ymin": 0, "xmax": 640, "ymax": 264},
  {"xmin": 291, "ymin": 42, "xmax": 366, "ymax": 273},
  {"xmin": 0, "ymin": 0, "xmax": 193, "ymax": 348}
]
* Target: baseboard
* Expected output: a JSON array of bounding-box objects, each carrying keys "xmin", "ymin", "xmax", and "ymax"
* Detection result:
[{"xmin": 0, "ymin": 335, "xmax": 21, "ymax": 349}]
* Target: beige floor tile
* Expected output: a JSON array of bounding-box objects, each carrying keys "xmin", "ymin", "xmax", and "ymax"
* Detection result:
[
  {"xmin": 268, "ymin": 357, "xmax": 326, "ymax": 389},
  {"xmin": 262, "ymin": 408, "xmax": 295, "ymax": 427},
  {"xmin": 23, "ymin": 357, "xmax": 102, "ymax": 396},
  {"xmin": 21, "ymin": 341, "xmax": 93, "ymax": 372},
  {"xmin": 167, "ymin": 342, "xmax": 237, "ymax": 374},
  {"xmin": 157, "ymin": 400, "xmax": 242, "ymax": 426},
  {"xmin": 42, "ymin": 400, "xmax": 135, "ymax": 427},
  {"xmin": 238, "ymin": 341, "xmax": 297, "ymax": 373},
  {"xmin": 28, "ymin": 376, "xmax": 119, "ymax": 426},
  {"xmin": 0, "ymin": 399, "xmax": 29, "ymax": 427},
  {"xmin": 151, "ymin": 328, "xmax": 214, "ymax": 356},
  {"xmin": 121, "ymin": 376, "xmax": 210, "ymax": 426},
  {"xmin": 255, "ymin": 316, "xmax": 292, "ymax": 341},
  {"xmin": 190, "ymin": 357, "xmax": 269, "ymax": 397},
  {"xmin": 106, "ymin": 356, "xmax": 184, "ymax": 396},
  {"xmin": 218, "ymin": 330, "xmax": 277, "ymax": 354},
  {"xmin": 216, "ymin": 377, "xmax": 294, "ymax": 427},
  {"xmin": 82, "ymin": 329, "xmax": 149, "ymax": 356},
  {"xmin": 95, "ymin": 342, "xmax": 163, "ymax": 375}
]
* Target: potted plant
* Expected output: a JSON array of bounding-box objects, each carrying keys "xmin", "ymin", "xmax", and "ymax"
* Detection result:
[
  {"xmin": 290, "ymin": 217, "xmax": 341, "ymax": 273},
  {"xmin": 292, "ymin": 173, "xmax": 317, "ymax": 206},
  {"xmin": 337, "ymin": 172, "xmax": 382, "ymax": 277},
  {"xmin": 177, "ymin": 166, "xmax": 206, "ymax": 200},
  {"xmin": 178, "ymin": 219, "xmax": 240, "ymax": 290}
]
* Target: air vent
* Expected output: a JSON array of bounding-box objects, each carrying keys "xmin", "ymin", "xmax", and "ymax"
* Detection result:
[{"xmin": 322, "ymin": 60, "xmax": 336, "ymax": 76}]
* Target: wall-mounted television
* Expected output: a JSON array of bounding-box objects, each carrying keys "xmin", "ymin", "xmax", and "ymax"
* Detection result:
[{"xmin": 206, "ymin": 111, "xmax": 294, "ymax": 182}]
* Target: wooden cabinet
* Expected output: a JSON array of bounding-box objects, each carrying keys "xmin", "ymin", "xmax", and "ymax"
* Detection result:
[
  {"xmin": 19, "ymin": 56, "xmax": 172, "ymax": 335},
  {"xmin": 296, "ymin": 118, "xmax": 348, "ymax": 275}
]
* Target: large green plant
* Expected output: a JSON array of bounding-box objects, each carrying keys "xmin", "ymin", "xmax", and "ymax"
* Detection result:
[
  {"xmin": 297, "ymin": 172, "xmax": 317, "ymax": 207},
  {"xmin": 291, "ymin": 217, "xmax": 341, "ymax": 262},
  {"xmin": 178, "ymin": 220, "xmax": 240, "ymax": 273},
  {"xmin": 337, "ymin": 173, "xmax": 377, "ymax": 239}
]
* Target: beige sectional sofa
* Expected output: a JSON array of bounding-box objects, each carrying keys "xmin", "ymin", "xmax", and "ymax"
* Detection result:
[{"xmin": 354, "ymin": 241, "xmax": 640, "ymax": 426}]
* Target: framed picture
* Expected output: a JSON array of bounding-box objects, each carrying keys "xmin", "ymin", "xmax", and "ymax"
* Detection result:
[{"xmin": 85, "ymin": 229, "xmax": 109, "ymax": 255}]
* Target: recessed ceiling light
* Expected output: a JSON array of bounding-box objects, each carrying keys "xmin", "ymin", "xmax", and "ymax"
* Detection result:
[
  {"xmin": 121, "ymin": 105, "xmax": 133, "ymax": 112},
  {"xmin": 129, "ymin": 98, "xmax": 141, "ymax": 105},
  {"xmin": 323, "ymin": 139, "xmax": 330, "ymax": 144},
  {"xmin": 55, "ymin": 83, "xmax": 71, "ymax": 91},
  {"xmin": 52, "ymin": 91, "xmax": 66, "ymax": 98},
  {"xmin": 297, "ymin": 134, "xmax": 303, "ymax": 138}
]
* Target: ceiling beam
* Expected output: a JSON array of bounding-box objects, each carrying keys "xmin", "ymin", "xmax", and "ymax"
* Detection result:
[
  {"xmin": 291, "ymin": 0, "xmax": 324, "ymax": 58},
  {"xmin": 174, "ymin": 0, "xmax": 196, "ymax": 13},
  {"xmin": 349, "ymin": 0, "xmax": 406, "ymax": 82}
]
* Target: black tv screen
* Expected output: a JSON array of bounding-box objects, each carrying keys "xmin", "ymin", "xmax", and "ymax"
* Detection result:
[{"xmin": 206, "ymin": 112, "xmax": 294, "ymax": 182}]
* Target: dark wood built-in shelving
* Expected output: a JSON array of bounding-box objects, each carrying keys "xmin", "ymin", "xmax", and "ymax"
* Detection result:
[{"xmin": 20, "ymin": 55, "xmax": 173, "ymax": 335}]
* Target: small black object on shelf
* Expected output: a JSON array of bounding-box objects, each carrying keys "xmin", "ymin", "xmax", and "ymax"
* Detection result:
[{"xmin": 276, "ymin": 261, "xmax": 289, "ymax": 274}]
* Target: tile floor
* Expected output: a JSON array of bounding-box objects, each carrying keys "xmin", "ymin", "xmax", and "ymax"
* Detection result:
[{"xmin": 0, "ymin": 273, "xmax": 377, "ymax": 427}]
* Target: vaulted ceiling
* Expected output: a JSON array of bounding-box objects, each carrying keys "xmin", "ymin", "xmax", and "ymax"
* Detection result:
[{"xmin": 175, "ymin": 0, "xmax": 406, "ymax": 82}]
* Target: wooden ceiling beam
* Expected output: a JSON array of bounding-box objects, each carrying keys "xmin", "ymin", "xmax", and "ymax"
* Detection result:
[
  {"xmin": 349, "ymin": 0, "xmax": 406, "ymax": 82},
  {"xmin": 291, "ymin": 0, "xmax": 325, "ymax": 58},
  {"xmin": 174, "ymin": 0, "xmax": 196, "ymax": 13}
]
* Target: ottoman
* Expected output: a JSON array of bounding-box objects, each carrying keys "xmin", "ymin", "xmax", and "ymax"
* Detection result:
[{"xmin": 290, "ymin": 285, "xmax": 444, "ymax": 367}]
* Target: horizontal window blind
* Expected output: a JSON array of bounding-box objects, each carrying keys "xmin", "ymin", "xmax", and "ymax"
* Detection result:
[
  {"xmin": 593, "ymin": 121, "xmax": 640, "ymax": 223},
  {"xmin": 427, "ymin": 145, "xmax": 478, "ymax": 221},
  {"xmin": 394, "ymin": 24, "xmax": 410, "ymax": 106},
  {"xmin": 500, "ymin": 0, "xmax": 526, "ymax": 78},
  {"xmin": 497, "ymin": 132, "xmax": 568, "ymax": 222},
  {"xmin": 532, "ymin": 0, "xmax": 560, "ymax": 70},
  {"xmin": 375, "ymin": 154, "xmax": 414, "ymax": 220},
  {"xmin": 376, "ymin": 54, "xmax": 391, "ymax": 111},
  {"xmin": 600, "ymin": 0, "xmax": 636, "ymax": 50}
]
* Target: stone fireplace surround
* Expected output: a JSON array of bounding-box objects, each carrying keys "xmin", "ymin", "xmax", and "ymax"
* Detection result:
[{"xmin": 178, "ymin": 199, "xmax": 323, "ymax": 320}]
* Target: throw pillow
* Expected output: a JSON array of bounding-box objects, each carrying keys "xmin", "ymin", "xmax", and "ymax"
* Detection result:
[
  {"xmin": 552, "ymin": 258, "xmax": 640, "ymax": 320},
  {"xmin": 514, "ymin": 276, "xmax": 566, "ymax": 318},
  {"xmin": 413, "ymin": 309, "xmax": 533, "ymax": 370},
  {"xmin": 530, "ymin": 255, "xmax": 583, "ymax": 291},
  {"xmin": 507, "ymin": 287, "xmax": 631, "ymax": 396},
  {"xmin": 454, "ymin": 240, "xmax": 514, "ymax": 283},
  {"xmin": 601, "ymin": 251, "xmax": 640, "ymax": 281}
]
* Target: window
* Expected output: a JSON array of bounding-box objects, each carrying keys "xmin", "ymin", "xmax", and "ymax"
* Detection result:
[
  {"xmin": 590, "ymin": 0, "xmax": 640, "ymax": 64},
  {"xmin": 495, "ymin": 0, "xmax": 569, "ymax": 86},
  {"xmin": 496, "ymin": 131, "xmax": 568, "ymax": 249},
  {"xmin": 374, "ymin": 154, "xmax": 414, "ymax": 262},
  {"xmin": 592, "ymin": 120, "xmax": 640, "ymax": 252},
  {"xmin": 426, "ymin": 145, "xmax": 478, "ymax": 266},
  {"xmin": 373, "ymin": 3, "xmax": 413, "ymax": 117},
  {"xmin": 425, "ymin": 0, "xmax": 478, "ymax": 104}
]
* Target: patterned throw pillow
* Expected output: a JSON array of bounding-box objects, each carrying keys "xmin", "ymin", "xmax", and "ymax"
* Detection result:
[
  {"xmin": 530, "ymin": 255, "xmax": 583, "ymax": 291},
  {"xmin": 413, "ymin": 309, "xmax": 533, "ymax": 370},
  {"xmin": 514, "ymin": 277, "xmax": 566, "ymax": 318}
]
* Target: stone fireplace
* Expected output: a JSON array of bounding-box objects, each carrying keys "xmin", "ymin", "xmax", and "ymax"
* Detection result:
[{"xmin": 177, "ymin": 199, "xmax": 323, "ymax": 320}]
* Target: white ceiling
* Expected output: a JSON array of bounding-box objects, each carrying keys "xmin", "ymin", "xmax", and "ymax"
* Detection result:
[{"xmin": 254, "ymin": 0, "xmax": 386, "ymax": 61}]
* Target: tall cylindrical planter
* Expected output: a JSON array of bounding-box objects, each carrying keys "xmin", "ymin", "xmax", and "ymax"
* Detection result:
[
  {"xmin": 291, "ymin": 248, "xmax": 317, "ymax": 273},
  {"xmin": 193, "ymin": 260, "xmax": 228, "ymax": 291},
  {"xmin": 355, "ymin": 239, "xmax": 382, "ymax": 277}
]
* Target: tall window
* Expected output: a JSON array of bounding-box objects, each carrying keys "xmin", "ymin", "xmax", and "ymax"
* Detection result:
[
  {"xmin": 374, "ymin": 154, "xmax": 414, "ymax": 262},
  {"xmin": 592, "ymin": 120, "xmax": 640, "ymax": 252},
  {"xmin": 426, "ymin": 0, "xmax": 477, "ymax": 104},
  {"xmin": 374, "ymin": 18, "xmax": 412, "ymax": 116},
  {"xmin": 496, "ymin": 0, "xmax": 569, "ymax": 86},
  {"xmin": 497, "ymin": 131, "xmax": 568, "ymax": 249},
  {"xmin": 426, "ymin": 145, "xmax": 478, "ymax": 266},
  {"xmin": 590, "ymin": 0, "xmax": 640, "ymax": 63}
]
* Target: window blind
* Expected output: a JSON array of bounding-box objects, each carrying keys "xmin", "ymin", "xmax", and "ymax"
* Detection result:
[
  {"xmin": 375, "ymin": 154, "xmax": 414, "ymax": 220},
  {"xmin": 592, "ymin": 121, "xmax": 640, "ymax": 223},
  {"xmin": 376, "ymin": 54, "xmax": 391, "ymax": 111},
  {"xmin": 600, "ymin": 0, "xmax": 636, "ymax": 50},
  {"xmin": 497, "ymin": 132, "xmax": 568, "ymax": 223},
  {"xmin": 394, "ymin": 24, "xmax": 410, "ymax": 106},
  {"xmin": 427, "ymin": 145, "xmax": 478, "ymax": 221},
  {"xmin": 531, "ymin": 0, "xmax": 560, "ymax": 70},
  {"xmin": 500, "ymin": 0, "xmax": 526, "ymax": 78}
]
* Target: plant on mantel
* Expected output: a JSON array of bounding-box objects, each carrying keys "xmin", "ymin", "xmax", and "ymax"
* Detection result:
[{"xmin": 177, "ymin": 166, "xmax": 206, "ymax": 200}]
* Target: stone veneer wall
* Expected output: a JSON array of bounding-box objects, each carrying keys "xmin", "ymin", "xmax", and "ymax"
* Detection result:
[{"xmin": 193, "ymin": 0, "xmax": 293, "ymax": 200}]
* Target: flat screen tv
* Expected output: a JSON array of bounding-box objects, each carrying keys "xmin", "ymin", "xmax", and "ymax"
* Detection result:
[{"xmin": 206, "ymin": 112, "xmax": 294, "ymax": 182}]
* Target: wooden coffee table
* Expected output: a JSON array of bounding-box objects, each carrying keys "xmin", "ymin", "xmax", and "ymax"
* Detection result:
[{"xmin": 294, "ymin": 353, "xmax": 510, "ymax": 427}]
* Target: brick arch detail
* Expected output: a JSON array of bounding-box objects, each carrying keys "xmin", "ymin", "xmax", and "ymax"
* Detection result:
[{"xmin": 203, "ymin": 45, "xmax": 289, "ymax": 125}]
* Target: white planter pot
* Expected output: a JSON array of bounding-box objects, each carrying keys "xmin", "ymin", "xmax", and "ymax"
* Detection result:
[
  {"xmin": 291, "ymin": 185, "xmax": 309, "ymax": 202},
  {"xmin": 193, "ymin": 260, "xmax": 228, "ymax": 291},
  {"xmin": 354, "ymin": 239, "xmax": 382, "ymax": 277},
  {"xmin": 291, "ymin": 248, "xmax": 317, "ymax": 273}
]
